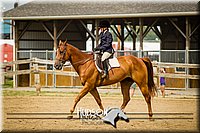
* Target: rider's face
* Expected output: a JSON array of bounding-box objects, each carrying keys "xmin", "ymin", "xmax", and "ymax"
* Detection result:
[{"xmin": 100, "ymin": 27, "xmax": 106, "ymax": 32}]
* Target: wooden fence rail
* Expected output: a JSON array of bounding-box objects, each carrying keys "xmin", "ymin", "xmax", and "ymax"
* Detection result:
[
  {"xmin": 152, "ymin": 62, "xmax": 200, "ymax": 69},
  {"xmin": 1, "ymin": 58, "xmax": 199, "ymax": 89},
  {"xmin": 1, "ymin": 58, "xmax": 199, "ymax": 79}
]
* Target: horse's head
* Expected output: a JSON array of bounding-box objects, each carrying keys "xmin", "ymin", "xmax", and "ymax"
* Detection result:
[{"xmin": 54, "ymin": 40, "xmax": 70, "ymax": 70}]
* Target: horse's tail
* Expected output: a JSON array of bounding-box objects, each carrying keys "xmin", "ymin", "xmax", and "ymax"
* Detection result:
[{"xmin": 141, "ymin": 57, "xmax": 157, "ymax": 97}]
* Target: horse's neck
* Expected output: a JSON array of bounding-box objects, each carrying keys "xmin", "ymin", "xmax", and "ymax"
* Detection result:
[{"xmin": 68, "ymin": 44, "xmax": 92, "ymax": 73}]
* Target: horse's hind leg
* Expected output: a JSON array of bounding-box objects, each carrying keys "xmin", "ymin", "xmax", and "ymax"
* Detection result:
[
  {"xmin": 120, "ymin": 78, "xmax": 133, "ymax": 111},
  {"xmin": 90, "ymin": 88, "xmax": 104, "ymax": 110},
  {"xmin": 139, "ymin": 84, "xmax": 153, "ymax": 118}
]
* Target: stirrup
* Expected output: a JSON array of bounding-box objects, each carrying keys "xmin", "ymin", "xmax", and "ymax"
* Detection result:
[{"xmin": 101, "ymin": 70, "xmax": 107, "ymax": 78}]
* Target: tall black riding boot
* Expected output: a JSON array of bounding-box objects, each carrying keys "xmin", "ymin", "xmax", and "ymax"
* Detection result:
[{"xmin": 102, "ymin": 60, "xmax": 108, "ymax": 78}]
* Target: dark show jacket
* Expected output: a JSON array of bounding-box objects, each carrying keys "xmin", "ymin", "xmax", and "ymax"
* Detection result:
[{"xmin": 97, "ymin": 30, "xmax": 113, "ymax": 53}]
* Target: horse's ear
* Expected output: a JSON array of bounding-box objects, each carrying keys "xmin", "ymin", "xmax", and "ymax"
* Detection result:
[
  {"xmin": 63, "ymin": 38, "xmax": 68, "ymax": 46},
  {"xmin": 59, "ymin": 40, "xmax": 62, "ymax": 46},
  {"xmin": 64, "ymin": 41, "xmax": 67, "ymax": 46}
]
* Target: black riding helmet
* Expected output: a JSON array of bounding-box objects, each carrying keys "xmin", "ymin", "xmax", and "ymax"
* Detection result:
[{"xmin": 99, "ymin": 20, "xmax": 110, "ymax": 28}]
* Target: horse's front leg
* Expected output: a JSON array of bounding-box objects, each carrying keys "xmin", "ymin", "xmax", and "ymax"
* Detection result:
[
  {"xmin": 70, "ymin": 82, "xmax": 91, "ymax": 115},
  {"xmin": 90, "ymin": 87, "xmax": 104, "ymax": 111}
]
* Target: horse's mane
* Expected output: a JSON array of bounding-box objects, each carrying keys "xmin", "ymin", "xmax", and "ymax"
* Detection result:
[{"xmin": 67, "ymin": 43, "xmax": 93, "ymax": 58}]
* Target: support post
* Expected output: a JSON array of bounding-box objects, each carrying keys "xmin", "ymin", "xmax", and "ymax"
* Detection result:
[
  {"xmin": 12, "ymin": 20, "xmax": 16, "ymax": 88},
  {"xmin": 95, "ymin": 19, "xmax": 99, "ymax": 48},
  {"xmin": 117, "ymin": 25, "xmax": 121, "ymax": 51},
  {"xmin": 53, "ymin": 21, "xmax": 57, "ymax": 88},
  {"xmin": 133, "ymin": 25, "xmax": 136, "ymax": 50},
  {"xmin": 121, "ymin": 21, "xmax": 124, "ymax": 51},
  {"xmin": 92, "ymin": 20, "xmax": 95, "ymax": 49},
  {"xmin": 13, "ymin": 21, "xmax": 19, "ymax": 88},
  {"xmin": 139, "ymin": 18, "xmax": 143, "ymax": 58},
  {"xmin": 53, "ymin": 21, "xmax": 57, "ymax": 54},
  {"xmin": 185, "ymin": 17, "xmax": 190, "ymax": 90}
]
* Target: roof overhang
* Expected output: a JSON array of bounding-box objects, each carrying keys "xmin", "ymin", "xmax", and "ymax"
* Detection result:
[{"xmin": 3, "ymin": 12, "xmax": 199, "ymax": 20}]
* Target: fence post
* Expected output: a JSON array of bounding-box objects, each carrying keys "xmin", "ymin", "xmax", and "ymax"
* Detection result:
[
  {"xmin": 33, "ymin": 63, "xmax": 39, "ymax": 84},
  {"xmin": 53, "ymin": 65, "xmax": 56, "ymax": 89},
  {"xmin": 0, "ymin": 69, "xmax": 5, "ymax": 85},
  {"xmin": 185, "ymin": 17, "xmax": 190, "ymax": 90},
  {"xmin": 158, "ymin": 50, "xmax": 161, "ymax": 90},
  {"xmin": 29, "ymin": 50, "xmax": 32, "ymax": 87},
  {"xmin": 33, "ymin": 63, "xmax": 41, "ymax": 95},
  {"xmin": 45, "ymin": 50, "xmax": 48, "ymax": 87},
  {"xmin": 53, "ymin": 49, "xmax": 56, "ymax": 88}
]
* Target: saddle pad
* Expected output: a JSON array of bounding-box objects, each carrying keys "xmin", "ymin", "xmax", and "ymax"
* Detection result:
[
  {"xmin": 109, "ymin": 58, "xmax": 120, "ymax": 68},
  {"xmin": 95, "ymin": 57, "xmax": 120, "ymax": 73}
]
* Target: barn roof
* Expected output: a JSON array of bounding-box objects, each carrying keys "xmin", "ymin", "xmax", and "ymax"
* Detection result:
[{"xmin": 3, "ymin": 0, "xmax": 199, "ymax": 20}]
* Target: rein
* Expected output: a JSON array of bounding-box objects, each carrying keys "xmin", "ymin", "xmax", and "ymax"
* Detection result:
[
  {"xmin": 57, "ymin": 45, "xmax": 93, "ymax": 67},
  {"xmin": 71, "ymin": 57, "xmax": 93, "ymax": 66}
]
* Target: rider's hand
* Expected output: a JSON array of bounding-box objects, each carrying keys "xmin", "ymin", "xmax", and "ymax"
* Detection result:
[{"xmin": 93, "ymin": 47, "xmax": 100, "ymax": 51}]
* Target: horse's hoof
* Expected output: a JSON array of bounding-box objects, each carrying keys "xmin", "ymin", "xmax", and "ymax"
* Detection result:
[
  {"xmin": 67, "ymin": 115, "xmax": 73, "ymax": 119},
  {"xmin": 149, "ymin": 117, "xmax": 154, "ymax": 121},
  {"xmin": 70, "ymin": 109, "xmax": 74, "ymax": 113}
]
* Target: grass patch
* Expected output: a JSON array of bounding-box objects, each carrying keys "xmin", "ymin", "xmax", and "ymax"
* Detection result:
[
  {"xmin": 2, "ymin": 90, "xmax": 144, "ymax": 99},
  {"xmin": 2, "ymin": 90, "xmax": 123, "ymax": 97},
  {"xmin": 2, "ymin": 90, "xmax": 78, "ymax": 97},
  {"xmin": 2, "ymin": 79, "xmax": 13, "ymax": 88},
  {"xmin": 41, "ymin": 91, "xmax": 78, "ymax": 97},
  {"xmin": 3, "ymin": 90, "xmax": 37, "ymax": 96}
]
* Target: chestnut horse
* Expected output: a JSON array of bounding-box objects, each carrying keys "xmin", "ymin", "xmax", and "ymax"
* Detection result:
[{"xmin": 54, "ymin": 40, "xmax": 156, "ymax": 118}]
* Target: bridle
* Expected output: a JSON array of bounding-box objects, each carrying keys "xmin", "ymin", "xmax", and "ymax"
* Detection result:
[
  {"xmin": 54, "ymin": 47, "xmax": 68, "ymax": 70},
  {"xmin": 56, "ymin": 49, "xmax": 67, "ymax": 64}
]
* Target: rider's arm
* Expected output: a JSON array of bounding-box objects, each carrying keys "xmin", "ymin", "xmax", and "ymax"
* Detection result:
[{"xmin": 99, "ymin": 32, "xmax": 113, "ymax": 51}]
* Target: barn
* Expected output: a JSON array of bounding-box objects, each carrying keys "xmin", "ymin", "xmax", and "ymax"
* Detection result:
[
  {"xmin": 2, "ymin": 0, "xmax": 199, "ymax": 88},
  {"xmin": 0, "ymin": 43, "xmax": 13, "ymax": 63}
]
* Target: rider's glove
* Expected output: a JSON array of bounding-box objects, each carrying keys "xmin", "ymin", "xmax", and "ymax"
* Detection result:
[{"xmin": 93, "ymin": 47, "xmax": 100, "ymax": 51}]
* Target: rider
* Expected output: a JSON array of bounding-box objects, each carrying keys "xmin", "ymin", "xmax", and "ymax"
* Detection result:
[{"xmin": 94, "ymin": 20, "xmax": 114, "ymax": 78}]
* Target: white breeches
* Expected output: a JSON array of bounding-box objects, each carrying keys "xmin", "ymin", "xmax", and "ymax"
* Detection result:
[{"xmin": 101, "ymin": 52, "xmax": 112, "ymax": 62}]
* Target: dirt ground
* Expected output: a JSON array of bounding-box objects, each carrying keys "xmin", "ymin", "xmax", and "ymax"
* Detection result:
[{"xmin": 2, "ymin": 92, "xmax": 199, "ymax": 132}]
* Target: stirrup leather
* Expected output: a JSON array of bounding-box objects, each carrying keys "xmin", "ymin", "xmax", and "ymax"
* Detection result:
[{"xmin": 101, "ymin": 60, "xmax": 108, "ymax": 78}]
